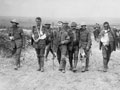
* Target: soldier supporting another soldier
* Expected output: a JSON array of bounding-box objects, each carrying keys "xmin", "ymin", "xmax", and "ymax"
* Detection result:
[
  {"xmin": 8, "ymin": 19, "xmax": 25, "ymax": 70},
  {"xmin": 67, "ymin": 22, "xmax": 79, "ymax": 72},
  {"xmin": 79, "ymin": 22, "xmax": 92, "ymax": 72},
  {"xmin": 57, "ymin": 22, "xmax": 70, "ymax": 73},
  {"xmin": 99, "ymin": 22, "xmax": 116, "ymax": 72},
  {"xmin": 31, "ymin": 17, "xmax": 46, "ymax": 72},
  {"xmin": 44, "ymin": 24, "xmax": 56, "ymax": 61}
]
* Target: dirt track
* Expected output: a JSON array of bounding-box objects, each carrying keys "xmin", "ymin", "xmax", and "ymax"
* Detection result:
[{"xmin": 0, "ymin": 38, "xmax": 120, "ymax": 90}]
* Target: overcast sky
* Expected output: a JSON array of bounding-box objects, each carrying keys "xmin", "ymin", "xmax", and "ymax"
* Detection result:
[{"xmin": 0, "ymin": 0, "xmax": 120, "ymax": 18}]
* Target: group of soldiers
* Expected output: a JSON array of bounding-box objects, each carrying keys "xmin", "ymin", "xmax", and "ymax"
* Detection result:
[{"xmin": 7, "ymin": 17, "xmax": 118, "ymax": 73}]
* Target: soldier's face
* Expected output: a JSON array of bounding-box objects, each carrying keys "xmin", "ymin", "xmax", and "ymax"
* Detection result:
[
  {"xmin": 46, "ymin": 25, "xmax": 50, "ymax": 29},
  {"xmin": 36, "ymin": 19, "xmax": 41, "ymax": 26},
  {"xmin": 11, "ymin": 22, "xmax": 17, "ymax": 27},
  {"xmin": 104, "ymin": 24, "xmax": 109, "ymax": 30},
  {"xmin": 81, "ymin": 25, "xmax": 86, "ymax": 29},
  {"xmin": 63, "ymin": 24, "xmax": 68, "ymax": 28}
]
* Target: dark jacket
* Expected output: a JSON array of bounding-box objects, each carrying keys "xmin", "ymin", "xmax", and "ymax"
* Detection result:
[
  {"xmin": 45, "ymin": 28, "xmax": 54, "ymax": 45},
  {"xmin": 99, "ymin": 29, "xmax": 117, "ymax": 51},
  {"xmin": 67, "ymin": 28, "xmax": 79, "ymax": 50}
]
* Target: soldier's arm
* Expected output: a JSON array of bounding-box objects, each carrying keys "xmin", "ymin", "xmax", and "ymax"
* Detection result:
[
  {"xmin": 110, "ymin": 29, "xmax": 117, "ymax": 50},
  {"xmin": 87, "ymin": 31, "xmax": 92, "ymax": 49},
  {"xmin": 61, "ymin": 32, "xmax": 70, "ymax": 44}
]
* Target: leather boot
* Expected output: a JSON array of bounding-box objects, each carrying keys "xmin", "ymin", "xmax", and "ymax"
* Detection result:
[
  {"xmin": 37, "ymin": 56, "xmax": 41, "ymax": 71},
  {"xmin": 103, "ymin": 58, "xmax": 108, "ymax": 72},
  {"xmin": 81, "ymin": 58, "xmax": 86, "ymax": 72},
  {"xmin": 73, "ymin": 59, "xmax": 78, "ymax": 72},
  {"xmin": 85, "ymin": 58, "xmax": 89, "ymax": 71},
  {"xmin": 59, "ymin": 58, "xmax": 66, "ymax": 73},
  {"xmin": 69, "ymin": 59, "xmax": 73, "ymax": 71}
]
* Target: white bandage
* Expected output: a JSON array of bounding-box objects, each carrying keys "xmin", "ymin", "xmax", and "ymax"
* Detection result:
[
  {"xmin": 101, "ymin": 30, "xmax": 109, "ymax": 46},
  {"xmin": 39, "ymin": 34, "xmax": 46, "ymax": 39},
  {"xmin": 9, "ymin": 36, "xmax": 14, "ymax": 40}
]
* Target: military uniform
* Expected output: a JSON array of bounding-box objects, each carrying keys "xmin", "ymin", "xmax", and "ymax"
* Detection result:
[
  {"xmin": 79, "ymin": 28, "xmax": 92, "ymax": 71},
  {"xmin": 57, "ymin": 27, "xmax": 70, "ymax": 73},
  {"xmin": 31, "ymin": 25, "xmax": 46, "ymax": 72},
  {"xmin": 99, "ymin": 28, "xmax": 116, "ymax": 72},
  {"xmin": 67, "ymin": 23, "xmax": 80, "ymax": 72},
  {"xmin": 9, "ymin": 26, "xmax": 25, "ymax": 69}
]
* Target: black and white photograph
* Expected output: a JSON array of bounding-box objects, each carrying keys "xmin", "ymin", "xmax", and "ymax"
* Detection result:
[{"xmin": 0, "ymin": 0, "xmax": 120, "ymax": 90}]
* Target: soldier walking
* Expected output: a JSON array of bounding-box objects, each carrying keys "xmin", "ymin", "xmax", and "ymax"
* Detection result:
[
  {"xmin": 31, "ymin": 17, "xmax": 46, "ymax": 72},
  {"xmin": 57, "ymin": 22, "xmax": 70, "ymax": 73},
  {"xmin": 79, "ymin": 22, "xmax": 92, "ymax": 72},
  {"xmin": 67, "ymin": 22, "xmax": 79, "ymax": 72},
  {"xmin": 8, "ymin": 19, "xmax": 25, "ymax": 70},
  {"xmin": 44, "ymin": 24, "xmax": 56, "ymax": 61},
  {"xmin": 99, "ymin": 22, "xmax": 116, "ymax": 72}
]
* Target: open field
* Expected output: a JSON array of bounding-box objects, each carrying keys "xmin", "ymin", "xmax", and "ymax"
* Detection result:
[
  {"xmin": 0, "ymin": 37, "xmax": 120, "ymax": 90},
  {"xmin": 1, "ymin": 16, "xmax": 120, "ymax": 29}
]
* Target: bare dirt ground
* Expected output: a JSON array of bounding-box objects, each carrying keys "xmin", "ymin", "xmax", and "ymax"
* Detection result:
[{"xmin": 0, "ymin": 37, "xmax": 120, "ymax": 90}]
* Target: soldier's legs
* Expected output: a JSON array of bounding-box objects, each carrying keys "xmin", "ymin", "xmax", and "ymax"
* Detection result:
[
  {"xmin": 12, "ymin": 47, "xmax": 16, "ymax": 55},
  {"xmin": 59, "ymin": 45, "xmax": 67, "ymax": 73},
  {"xmin": 73, "ymin": 47, "xmax": 79, "ymax": 72},
  {"xmin": 59, "ymin": 55, "xmax": 66, "ymax": 73},
  {"xmin": 81, "ymin": 57, "xmax": 86, "ymax": 72},
  {"xmin": 14, "ymin": 47, "xmax": 22, "ymax": 70},
  {"xmin": 80, "ymin": 48, "xmax": 87, "ymax": 72},
  {"xmin": 102, "ymin": 46, "xmax": 108, "ymax": 72},
  {"xmin": 107, "ymin": 46, "xmax": 112, "ymax": 69},
  {"xmin": 57, "ymin": 47, "xmax": 61, "ymax": 64},
  {"xmin": 50, "ymin": 48, "xmax": 56, "ymax": 59},
  {"xmin": 85, "ymin": 49, "xmax": 90, "ymax": 71},
  {"xmin": 44, "ymin": 44, "xmax": 50, "ymax": 61},
  {"xmin": 40, "ymin": 56, "xmax": 44, "ymax": 72},
  {"xmin": 40, "ymin": 47, "xmax": 45, "ymax": 72},
  {"xmin": 35, "ymin": 48, "xmax": 41, "ymax": 71},
  {"xmin": 68, "ymin": 51, "xmax": 73, "ymax": 70}
]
